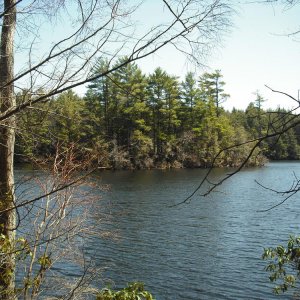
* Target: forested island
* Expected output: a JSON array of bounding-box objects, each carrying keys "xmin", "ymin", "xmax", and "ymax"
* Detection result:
[{"xmin": 15, "ymin": 59, "xmax": 300, "ymax": 169}]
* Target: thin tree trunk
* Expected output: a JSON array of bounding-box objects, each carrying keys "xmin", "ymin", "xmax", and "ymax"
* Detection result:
[{"xmin": 0, "ymin": 0, "xmax": 17, "ymax": 298}]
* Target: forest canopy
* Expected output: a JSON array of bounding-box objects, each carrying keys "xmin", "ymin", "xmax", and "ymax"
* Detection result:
[{"xmin": 15, "ymin": 62, "xmax": 300, "ymax": 170}]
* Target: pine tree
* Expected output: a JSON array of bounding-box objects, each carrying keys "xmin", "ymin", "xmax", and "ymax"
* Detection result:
[{"xmin": 199, "ymin": 70, "xmax": 229, "ymax": 116}]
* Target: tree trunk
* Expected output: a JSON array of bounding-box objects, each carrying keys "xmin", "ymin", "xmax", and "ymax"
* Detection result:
[{"xmin": 0, "ymin": 0, "xmax": 17, "ymax": 298}]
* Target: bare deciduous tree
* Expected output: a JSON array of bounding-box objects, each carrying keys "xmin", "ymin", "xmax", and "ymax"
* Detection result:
[{"xmin": 15, "ymin": 144, "xmax": 104, "ymax": 299}]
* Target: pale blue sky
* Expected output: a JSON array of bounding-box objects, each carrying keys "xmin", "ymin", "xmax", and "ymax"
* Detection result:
[
  {"xmin": 16, "ymin": 1, "xmax": 299, "ymax": 111},
  {"xmin": 136, "ymin": 1, "xmax": 300, "ymax": 111}
]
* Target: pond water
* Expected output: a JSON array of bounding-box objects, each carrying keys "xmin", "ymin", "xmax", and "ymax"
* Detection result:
[{"xmin": 16, "ymin": 162, "xmax": 300, "ymax": 299}]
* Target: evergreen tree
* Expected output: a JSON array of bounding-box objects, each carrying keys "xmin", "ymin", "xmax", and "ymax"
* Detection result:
[
  {"xmin": 199, "ymin": 70, "xmax": 229, "ymax": 116},
  {"xmin": 180, "ymin": 72, "xmax": 200, "ymax": 130},
  {"xmin": 85, "ymin": 59, "xmax": 114, "ymax": 141},
  {"xmin": 110, "ymin": 58, "xmax": 149, "ymax": 151},
  {"xmin": 253, "ymin": 91, "xmax": 267, "ymax": 137},
  {"xmin": 147, "ymin": 68, "xmax": 181, "ymax": 161}
]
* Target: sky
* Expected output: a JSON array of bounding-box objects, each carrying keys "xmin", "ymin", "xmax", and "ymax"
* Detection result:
[
  {"xmin": 15, "ymin": 0, "xmax": 300, "ymax": 112},
  {"xmin": 134, "ymin": 1, "xmax": 300, "ymax": 111}
]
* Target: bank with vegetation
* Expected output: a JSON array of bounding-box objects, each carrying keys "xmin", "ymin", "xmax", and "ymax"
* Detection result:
[{"xmin": 15, "ymin": 59, "xmax": 300, "ymax": 169}]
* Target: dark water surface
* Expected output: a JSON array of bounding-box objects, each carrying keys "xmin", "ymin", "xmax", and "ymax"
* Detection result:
[{"xmin": 16, "ymin": 162, "xmax": 300, "ymax": 299}]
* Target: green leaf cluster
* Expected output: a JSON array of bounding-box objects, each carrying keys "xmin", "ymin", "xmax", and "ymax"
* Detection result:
[
  {"xmin": 97, "ymin": 282, "xmax": 154, "ymax": 300},
  {"xmin": 263, "ymin": 236, "xmax": 300, "ymax": 294}
]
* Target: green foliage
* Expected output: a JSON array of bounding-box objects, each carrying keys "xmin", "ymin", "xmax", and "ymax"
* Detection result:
[
  {"xmin": 262, "ymin": 236, "xmax": 300, "ymax": 294},
  {"xmin": 0, "ymin": 233, "xmax": 55, "ymax": 296},
  {"xmin": 198, "ymin": 70, "xmax": 229, "ymax": 116},
  {"xmin": 96, "ymin": 282, "xmax": 154, "ymax": 300},
  {"xmin": 16, "ymin": 62, "xmax": 300, "ymax": 169},
  {"xmin": 37, "ymin": 254, "xmax": 52, "ymax": 269}
]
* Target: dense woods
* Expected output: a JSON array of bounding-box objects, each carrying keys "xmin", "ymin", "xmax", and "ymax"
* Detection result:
[{"xmin": 15, "ymin": 60, "xmax": 300, "ymax": 169}]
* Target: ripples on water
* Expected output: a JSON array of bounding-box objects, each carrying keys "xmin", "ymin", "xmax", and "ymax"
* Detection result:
[{"xmin": 16, "ymin": 162, "xmax": 300, "ymax": 299}]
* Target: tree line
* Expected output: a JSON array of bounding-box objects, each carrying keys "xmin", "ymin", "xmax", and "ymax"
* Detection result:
[{"xmin": 15, "ymin": 59, "xmax": 300, "ymax": 169}]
